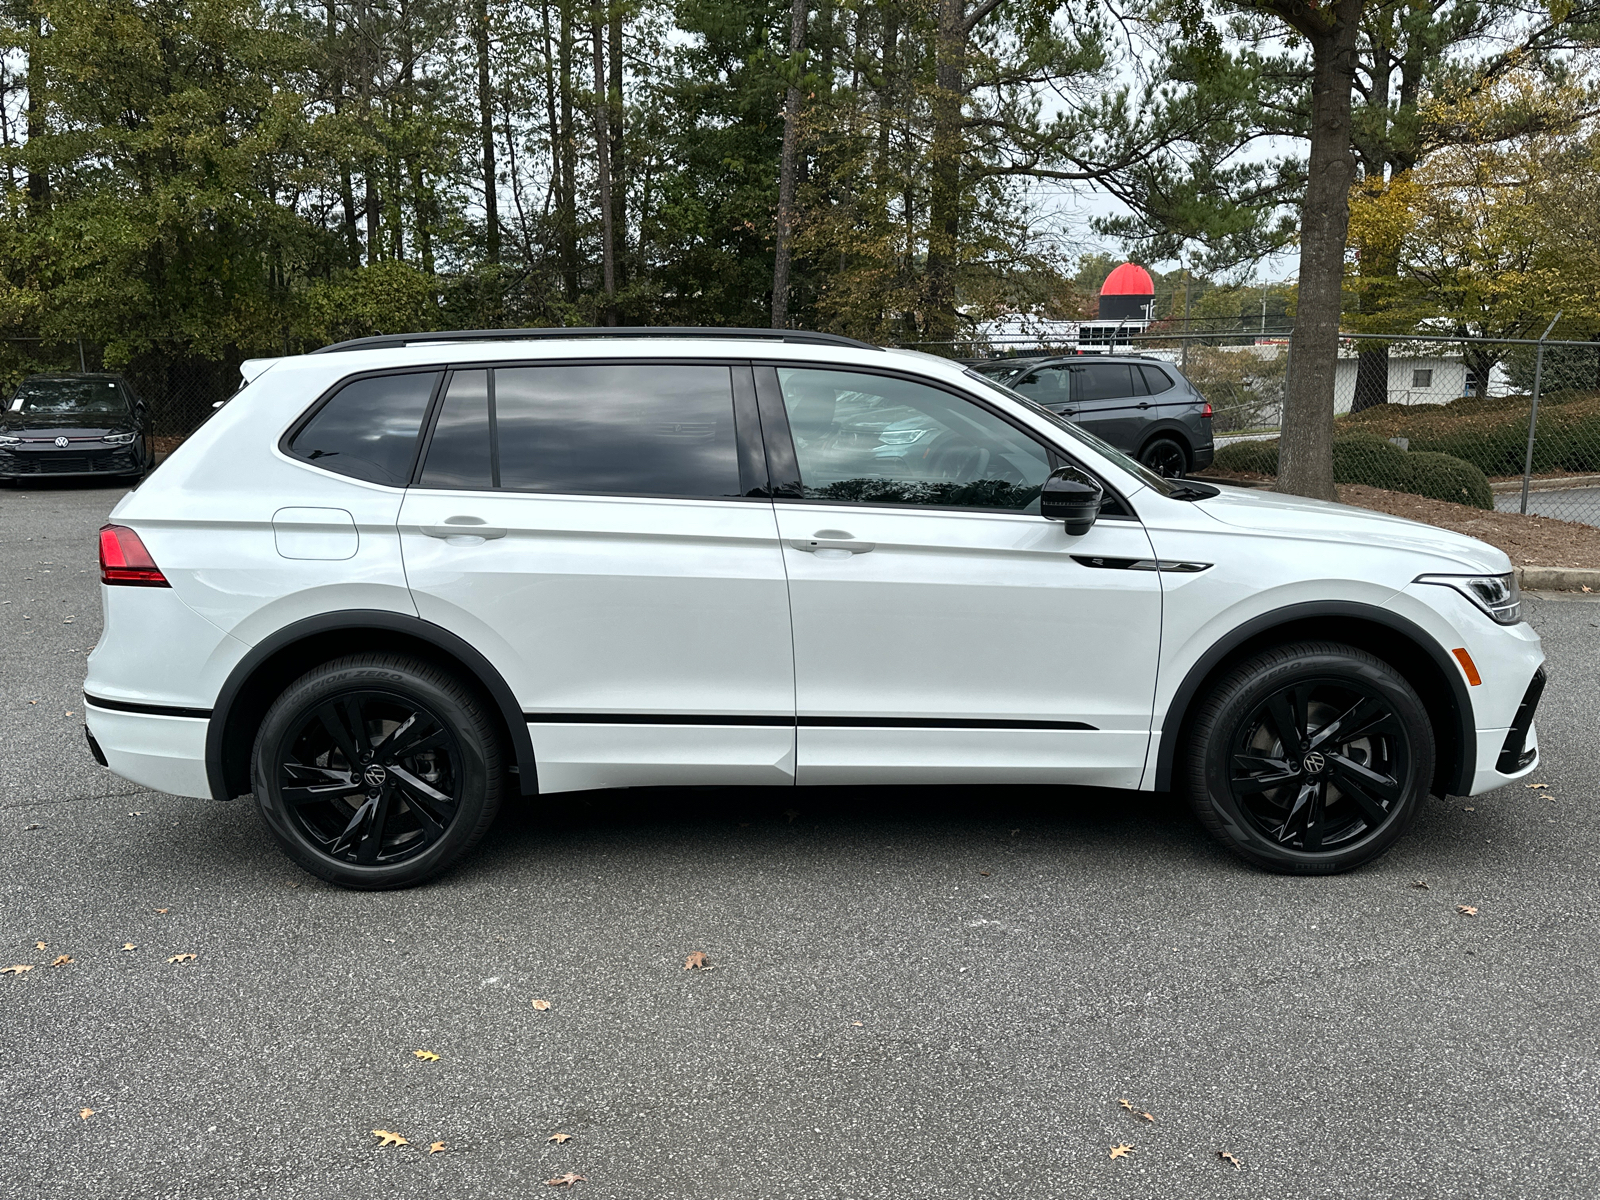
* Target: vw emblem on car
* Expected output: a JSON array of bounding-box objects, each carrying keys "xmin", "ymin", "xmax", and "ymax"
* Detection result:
[
  {"xmin": 362, "ymin": 764, "xmax": 388, "ymax": 789},
  {"xmin": 54, "ymin": 436, "xmax": 69, "ymax": 448},
  {"xmin": 1301, "ymin": 751, "xmax": 1326, "ymax": 775}
]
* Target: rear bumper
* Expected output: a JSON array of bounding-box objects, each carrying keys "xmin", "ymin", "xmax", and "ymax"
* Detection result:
[
  {"xmin": 1190, "ymin": 442, "xmax": 1214, "ymax": 471},
  {"xmin": 83, "ymin": 698, "xmax": 212, "ymax": 799}
]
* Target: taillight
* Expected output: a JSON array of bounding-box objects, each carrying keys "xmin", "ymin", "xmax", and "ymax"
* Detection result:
[
  {"xmin": 99, "ymin": 524, "xmax": 170, "ymax": 587},
  {"xmin": 1201, "ymin": 402, "xmax": 1213, "ymax": 418}
]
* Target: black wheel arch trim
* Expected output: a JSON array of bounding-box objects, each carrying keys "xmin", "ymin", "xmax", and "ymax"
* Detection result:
[
  {"xmin": 205, "ymin": 609, "xmax": 538, "ymax": 802},
  {"xmin": 1153, "ymin": 600, "xmax": 1475, "ymax": 796}
]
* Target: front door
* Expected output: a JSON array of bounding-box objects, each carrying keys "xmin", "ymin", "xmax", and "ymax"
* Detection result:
[
  {"xmin": 398, "ymin": 361, "xmax": 796, "ymax": 793},
  {"xmin": 760, "ymin": 365, "xmax": 1163, "ymax": 788}
]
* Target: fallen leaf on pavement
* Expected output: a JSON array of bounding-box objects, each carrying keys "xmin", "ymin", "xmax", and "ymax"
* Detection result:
[
  {"xmin": 166, "ymin": 953, "xmax": 197, "ymax": 963},
  {"xmin": 154, "ymin": 908, "xmax": 169, "ymax": 914},
  {"xmin": 128, "ymin": 812, "xmax": 144, "ymax": 817},
  {"xmin": 1218, "ymin": 1150, "xmax": 1241, "ymax": 1168},
  {"xmin": 1109, "ymin": 1144, "xmax": 1133, "ymax": 1160},
  {"xmin": 1526, "ymin": 783, "xmax": 1549, "ymax": 789},
  {"xmin": 428, "ymin": 1141, "xmax": 446, "ymax": 1154},
  {"xmin": 414, "ymin": 1050, "xmax": 440, "ymax": 1061},
  {"xmin": 532, "ymin": 998, "xmax": 552, "ymax": 1011},
  {"xmin": 50, "ymin": 956, "xmax": 73, "ymax": 967},
  {"xmin": 1140, "ymin": 1111, "xmax": 1154, "ymax": 1122},
  {"xmin": 121, "ymin": 944, "xmax": 137, "ymax": 952},
  {"xmin": 34, "ymin": 941, "xmax": 45, "ymax": 950},
  {"xmin": 1457, "ymin": 905, "xmax": 1479, "ymax": 916},
  {"xmin": 1412, "ymin": 879, "xmax": 1430, "ymax": 890},
  {"xmin": 783, "ymin": 808, "xmax": 798, "ymax": 822},
  {"xmin": 1, "ymin": 965, "xmax": 33, "ymax": 976},
  {"xmin": 548, "ymin": 1132, "xmax": 573, "ymax": 1143},
  {"xmin": 24, "ymin": 823, "xmax": 40, "ymax": 830},
  {"xmin": 79, "ymin": 1108, "xmax": 95, "ymax": 1120},
  {"xmin": 979, "ymin": 870, "xmax": 990, "ymax": 876},
  {"xmin": 372, "ymin": 1130, "xmax": 409, "ymax": 1148},
  {"xmin": 684, "ymin": 951, "xmax": 710, "ymax": 970},
  {"xmin": 852, "ymin": 1021, "xmax": 863, "ymax": 1027},
  {"xmin": 545, "ymin": 1173, "xmax": 587, "ymax": 1187},
  {"xmin": 1117, "ymin": 1098, "xmax": 1134, "ymax": 1111}
]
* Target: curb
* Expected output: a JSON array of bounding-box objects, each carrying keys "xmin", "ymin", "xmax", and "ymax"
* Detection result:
[
  {"xmin": 1491, "ymin": 474, "xmax": 1600, "ymax": 495},
  {"xmin": 1517, "ymin": 565, "xmax": 1600, "ymax": 592}
]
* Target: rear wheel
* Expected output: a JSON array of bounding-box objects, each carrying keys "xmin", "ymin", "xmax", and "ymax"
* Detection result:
[
  {"xmin": 1184, "ymin": 642, "xmax": 1434, "ymax": 874},
  {"xmin": 1139, "ymin": 436, "xmax": 1189, "ymax": 477},
  {"xmin": 251, "ymin": 653, "xmax": 505, "ymax": 889}
]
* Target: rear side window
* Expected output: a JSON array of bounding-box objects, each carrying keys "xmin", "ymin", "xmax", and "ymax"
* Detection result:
[
  {"xmin": 289, "ymin": 371, "xmax": 438, "ymax": 486},
  {"xmin": 1139, "ymin": 365, "xmax": 1174, "ymax": 394},
  {"xmin": 417, "ymin": 363, "xmax": 742, "ymax": 498},
  {"xmin": 1072, "ymin": 362, "xmax": 1135, "ymax": 401}
]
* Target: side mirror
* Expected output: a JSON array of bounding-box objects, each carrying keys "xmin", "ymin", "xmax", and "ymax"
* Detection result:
[{"xmin": 1040, "ymin": 466, "xmax": 1102, "ymax": 536}]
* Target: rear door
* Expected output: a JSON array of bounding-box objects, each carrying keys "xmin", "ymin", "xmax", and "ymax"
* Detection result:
[
  {"xmin": 1066, "ymin": 361, "xmax": 1145, "ymax": 450},
  {"xmin": 397, "ymin": 360, "xmax": 796, "ymax": 793}
]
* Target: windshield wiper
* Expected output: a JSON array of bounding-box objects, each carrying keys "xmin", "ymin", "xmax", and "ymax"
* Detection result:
[{"xmin": 1165, "ymin": 481, "xmax": 1220, "ymax": 501}]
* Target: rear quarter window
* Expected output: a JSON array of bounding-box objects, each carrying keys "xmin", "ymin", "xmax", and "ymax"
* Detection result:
[{"xmin": 288, "ymin": 371, "xmax": 440, "ymax": 486}]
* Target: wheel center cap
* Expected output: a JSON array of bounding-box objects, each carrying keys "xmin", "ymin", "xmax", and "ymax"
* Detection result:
[
  {"xmin": 362, "ymin": 764, "xmax": 388, "ymax": 788},
  {"xmin": 1301, "ymin": 751, "xmax": 1326, "ymax": 775}
]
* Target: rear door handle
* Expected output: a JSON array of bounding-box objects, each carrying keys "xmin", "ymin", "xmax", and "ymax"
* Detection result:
[
  {"xmin": 789, "ymin": 529, "xmax": 875, "ymax": 554},
  {"xmin": 421, "ymin": 517, "xmax": 507, "ymax": 540}
]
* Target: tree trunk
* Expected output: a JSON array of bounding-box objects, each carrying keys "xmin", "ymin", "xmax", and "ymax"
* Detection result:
[
  {"xmin": 608, "ymin": 1, "xmax": 625, "ymax": 290},
  {"xmin": 475, "ymin": 0, "xmax": 500, "ymax": 263},
  {"xmin": 25, "ymin": 8, "xmax": 47, "ymax": 213},
  {"xmin": 1276, "ymin": 2, "xmax": 1364, "ymax": 501},
  {"xmin": 592, "ymin": 11, "xmax": 616, "ymax": 324},
  {"xmin": 924, "ymin": 0, "xmax": 965, "ymax": 348},
  {"xmin": 558, "ymin": 0, "xmax": 578, "ymax": 302},
  {"xmin": 771, "ymin": 0, "xmax": 806, "ymax": 329}
]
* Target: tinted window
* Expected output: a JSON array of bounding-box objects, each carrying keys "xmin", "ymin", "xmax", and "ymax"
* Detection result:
[
  {"xmin": 420, "ymin": 370, "xmax": 493, "ymax": 489},
  {"xmin": 777, "ymin": 367, "xmax": 1052, "ymax": 511},
  {"xmin": 493, "ymin": 364, "xmax": 740, "ymax": 496},
  {"xmin": 1011, "ymin": 367, "xmax": 1070, "ymax": 405},
  {"xmin": 1139, "ymin": 365, "xmax": 1174, "ymax": 395},
  {"xmin": 1072, "ymin": 362, "xmax": 1135, "ymax": 401},
  {"xmin": 290, "ymin": 371, "xmax": 437, "ymax": 486}
]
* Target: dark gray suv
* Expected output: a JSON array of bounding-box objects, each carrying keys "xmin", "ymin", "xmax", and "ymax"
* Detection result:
[{"xmin": 968, "ymin": 354, "xmax": 1214, "ymax": 477}]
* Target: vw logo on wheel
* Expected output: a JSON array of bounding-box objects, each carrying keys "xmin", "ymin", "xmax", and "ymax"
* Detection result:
[
  {"xmin": 54, "ymin": 436, "xmax": 69, "ymax": 448},
  {"xmin": 362, "ymin": 764, "xmax": 388, "ymax": 789},
  {"xmin": 1301, "ymin": 751, "xmax": 1326, "ymax": 775}
]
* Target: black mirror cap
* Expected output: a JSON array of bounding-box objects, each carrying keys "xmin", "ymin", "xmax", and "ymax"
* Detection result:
[{"xmin": 1040, "ymin": 465, "xmax": 1102, "ymax": 535}]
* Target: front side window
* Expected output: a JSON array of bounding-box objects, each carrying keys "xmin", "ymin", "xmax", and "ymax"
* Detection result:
[
  {"xmin": 776, "ymin": 367, "xmax": 1052, "ymax": 511},
  {"xmin": 1011, "ymin": 367, "xmax": 1071, "ymax": 405},
  {"xmin": 288, "ymin": 371, "xmax": 439, "ymax": 486},
  {"xmin": 417, "ymin": 363, "xmax": 742, "ymax": 498}
]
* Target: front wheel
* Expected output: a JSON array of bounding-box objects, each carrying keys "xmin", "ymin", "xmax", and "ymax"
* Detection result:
[
  {"xmin": 251, "ymin": 653, "xmax": 506, "ymax": 889},
  {"xmin": 1184, "ymin": 642, "xmax": 1435, "ymax": 874}
]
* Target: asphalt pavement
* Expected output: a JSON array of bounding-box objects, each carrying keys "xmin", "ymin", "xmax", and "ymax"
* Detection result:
[
  {"xmin": 1495, "ymin": 484, "xmax": 1600, "ymax": 526},
  {"xmin": 3, "ymin": 478, "xmax": 1599, "ymax": 1199}
]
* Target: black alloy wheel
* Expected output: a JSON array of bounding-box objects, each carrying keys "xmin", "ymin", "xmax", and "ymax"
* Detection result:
[
  {"xmin": 252, "ymin": 653, "xmax": 505, "ymax": 889},
  {"xmin": 1139, "ymin": 437, "xmax": 1189, "ymax": 478},
  {"xmin": 1185, "ymin": 641, "xmax": 1434, "ymax": 874}
]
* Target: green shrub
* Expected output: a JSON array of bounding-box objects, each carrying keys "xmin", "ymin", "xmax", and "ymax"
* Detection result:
[
  {"xmin": 1210, "ymin": 431, "xmax": 1493, "ymax": 509},
  {"xmin": 1340, "ymin": 389, "xmax": 1600, "ymax": 477}
]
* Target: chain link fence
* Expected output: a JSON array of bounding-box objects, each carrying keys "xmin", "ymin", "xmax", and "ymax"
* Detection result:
[
  {"xmin": 0, "ymin": 338, "xmax": 236, "ymax": 447},
  {"xmin": 937, "ymin": 326, "xmax": 1600, "ymax": 530}
]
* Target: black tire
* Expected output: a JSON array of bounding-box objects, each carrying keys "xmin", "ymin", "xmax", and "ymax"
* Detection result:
[
  {"xmin": 1139, "ymin": 436, "xmax": 1189, "ymax": 477},
  {"xmin": 251, "ymin": 653, "xmax": 506, "ymax": 889},
  {"xmin": 1184, "ymin": 641, "xmax": 1434, "ymax": 875}
]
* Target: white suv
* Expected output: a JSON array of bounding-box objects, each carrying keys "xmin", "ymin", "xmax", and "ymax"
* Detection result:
[{"xmin": 84, "ymin": 329, "xmax": 1545, "ymax": 888}]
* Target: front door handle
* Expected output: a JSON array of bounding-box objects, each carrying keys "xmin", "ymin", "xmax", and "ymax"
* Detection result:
[
  {"xmin": 421, "ymin": 517, "xmax": 507, "ymax": 540},
  {"xmin": 1136, "ymin": 402, "xmax": 1151, "ymax": 410},
  {"xmin": 789, "ymin": 529, "xmax": 875, "ymax": 554}
]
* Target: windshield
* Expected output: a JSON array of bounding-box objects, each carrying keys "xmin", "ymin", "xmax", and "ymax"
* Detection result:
[
  {"xmin": 962, "ymin": 367, "xmax": 1178, "ymax": 497},
  {"xmin": 10, "ymin": 378, "xmax": 129, "ymax": 416}
]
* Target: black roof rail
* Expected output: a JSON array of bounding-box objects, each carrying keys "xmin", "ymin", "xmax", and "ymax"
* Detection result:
[{"xmin": 310, "ymin": 326, "xmax": 883, "ymax": 355}]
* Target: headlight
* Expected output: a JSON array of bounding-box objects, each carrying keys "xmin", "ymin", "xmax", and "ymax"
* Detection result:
[
  {"xmin": 1417, "ymin": 572, "xmax": 1521, "ymax": 625},
  {"xmin": 101, "ymin": 432, "xmax": 136, "ymax": 445},
  {"xmin": 877, "ymin": 429, "xmax": 930, "ymax": 445},
  {"xmin": 0, "ymin": 435, "xmax": 19, "ymax": 446}
]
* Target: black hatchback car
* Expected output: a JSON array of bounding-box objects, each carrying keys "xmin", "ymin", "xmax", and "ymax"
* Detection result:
[
  {"xmin": 967, "ymin": 354, "xmax": 1214, "ymax": 477},
  {"xmin": 0, "ymin": 374, "xmax": 154, "ymax": 482}
]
